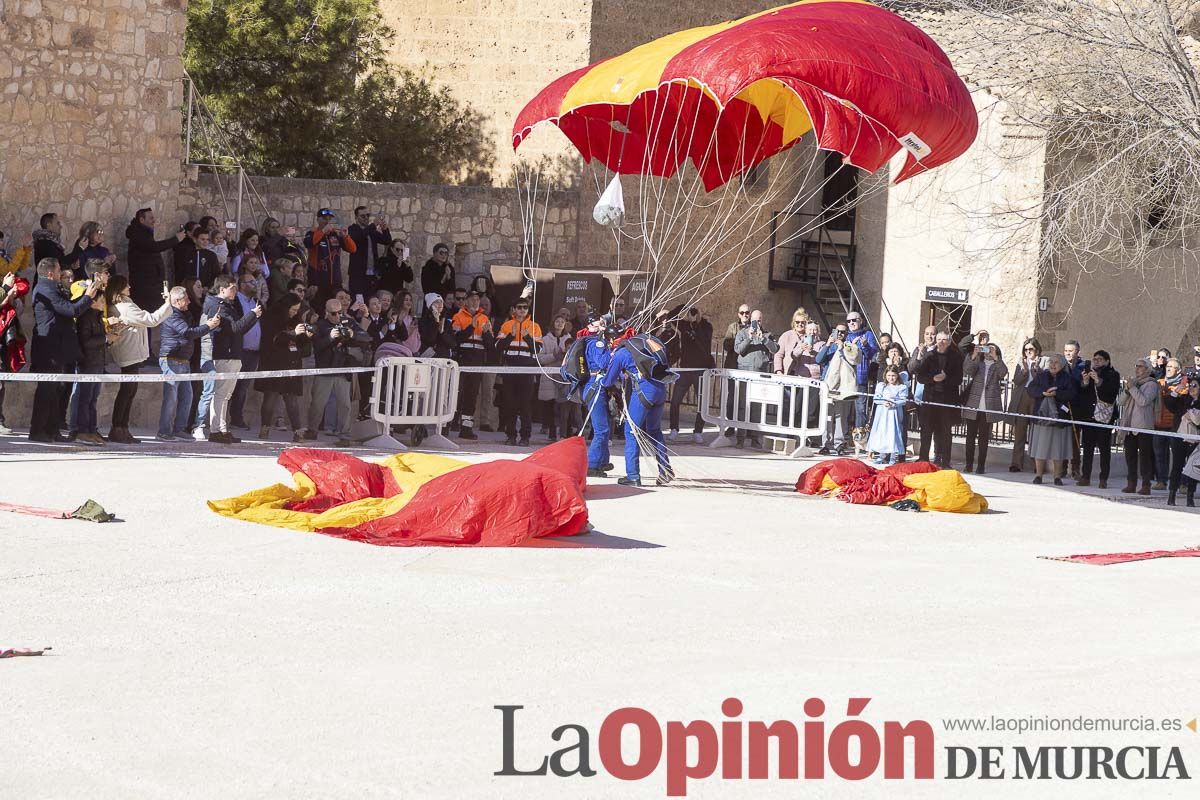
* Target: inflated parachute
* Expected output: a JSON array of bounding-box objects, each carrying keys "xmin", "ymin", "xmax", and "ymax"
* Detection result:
[
  {"xmin": 511, "ymin": 0, "xmax": 978, "ymax": 332},
  {"xmin": 796, "ymin": 458, "xmax": 988, "ymax": 513},
  {"xmin": 513, "ymin": 0, "xmax": 977, "ymax": 190},
  {"xmin": 209, "ymin": 438, "xmax": 590, "ymax": 546}
]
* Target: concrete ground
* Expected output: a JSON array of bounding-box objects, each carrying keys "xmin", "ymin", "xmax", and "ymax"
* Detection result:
[{"xmin": 2, "ymin": 426, "xmax": 1198, "ymax": 799}]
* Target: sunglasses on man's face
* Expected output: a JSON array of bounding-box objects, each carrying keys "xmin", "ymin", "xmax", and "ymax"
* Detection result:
[{"xmin": 738, "ymin": 310, "xmax": 750, "ymax": 316}]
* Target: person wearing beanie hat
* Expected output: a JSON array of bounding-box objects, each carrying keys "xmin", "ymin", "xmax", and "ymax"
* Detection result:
[{"xmin": 417, "ymin": 294, "xmax": 455, "ymax": 359}]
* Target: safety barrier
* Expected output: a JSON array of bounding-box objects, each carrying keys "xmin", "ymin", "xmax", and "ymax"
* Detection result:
[
  {"xmin": 361, "ymin": 357, "xmax": 461, "ymax": 451},
  {"xmin": 698, "ymin": 368, "xmax": 830, "ymax": 458}
]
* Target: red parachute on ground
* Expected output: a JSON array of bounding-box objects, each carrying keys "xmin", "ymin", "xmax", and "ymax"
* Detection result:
[
  {"xmin": 209, "ymin": 437, "xmax": 590, "ymax": 546},
  {"xmin": 797, "ymin": 458, "xmax": 988, "ymax": 513}
]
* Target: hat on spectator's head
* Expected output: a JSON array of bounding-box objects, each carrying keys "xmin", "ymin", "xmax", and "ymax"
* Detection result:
[
  {"xmin": 317, "ymin": 208, "xmax": 335, "ymax": 218},
  {"xmin": 424, "ymin": 292, "xmax": 442, "ymax": 309}
]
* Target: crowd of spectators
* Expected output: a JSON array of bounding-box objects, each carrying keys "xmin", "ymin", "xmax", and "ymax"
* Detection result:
[
  {"xmin": 0, "ymin": 204, "xmax": 622, "ymax": 449},
  {"xmin": 736, "ymin": 301, "xmax": 1200, "ymax": 506},
  {"xmin": 4, "ymin": 206, "xmax": 1200, "ymax": 507}
]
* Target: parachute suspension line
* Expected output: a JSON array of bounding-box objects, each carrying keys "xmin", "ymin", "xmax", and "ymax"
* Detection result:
[
  {"xmin": 654, "ymin": 147, "xmax": 849, "ymax": 323},
  {"xmin": 615, "ymin": 385, "xmax": 750, "ymax": 492},
  {"xmin": 645, "ymin": 134, "xmax": 824, "ymax": 327},
  {"xmin": 726, "ymin": 111, "xmax": 885, "ymax": 271}
]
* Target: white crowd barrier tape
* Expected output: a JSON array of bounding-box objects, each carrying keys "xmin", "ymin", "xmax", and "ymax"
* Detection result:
[
  {"xmin": 0, "ymin": 366, "xmax": 376, "ymax": 383},
  {"xmin": 913, "ymin": 398, "xmax": 1200, "ymax": 444},
  {"xmin": 0, "ymin": 365, "xmax": 711, "ymax": 381}
]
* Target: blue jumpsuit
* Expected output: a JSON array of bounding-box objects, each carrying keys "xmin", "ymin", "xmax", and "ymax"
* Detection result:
[
  {"xmin": 602, "ymin": 345, "xmax": 671, "ymax": 482},
  {"xmin": 582, "ymin": 337, "xmax": 612, "ymax": 470}
]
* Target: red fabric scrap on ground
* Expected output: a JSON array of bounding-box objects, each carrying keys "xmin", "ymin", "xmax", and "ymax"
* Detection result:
[
  {"xmin": 1042, "ymin": 548, "xmax": 1200, "ymax": 566},
  {"xmin": 0, "ymin": 502, "xmax": 70, "ymax": 519}
]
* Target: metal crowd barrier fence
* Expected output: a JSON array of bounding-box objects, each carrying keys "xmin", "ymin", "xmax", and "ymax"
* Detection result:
[
  {"xmin": 698, "ymin": 368, "xmax": 830, "ymax": 458},
  {"xmin": 361, "ymin": 357, "xmax": 460, "ymax": 451}
]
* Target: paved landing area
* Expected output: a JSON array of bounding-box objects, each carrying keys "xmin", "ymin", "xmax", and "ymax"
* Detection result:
[{"xmin": 2, "ymin": 434, "xmax": 1198, "ymax": 799}]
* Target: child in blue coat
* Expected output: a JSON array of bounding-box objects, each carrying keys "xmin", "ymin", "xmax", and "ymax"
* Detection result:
[{"xmin": 867, "ymin": 366, "xmax": 909, "ymax": 465}]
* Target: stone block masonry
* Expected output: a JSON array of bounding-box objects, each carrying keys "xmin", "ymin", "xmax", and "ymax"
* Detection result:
[
  {"xmin": 0, "ymin": 0, "xmax": 187, "ymax": 257},
  {"xmin": 179, "ymin": 173, "xmax": 585, "ymax": 283}
]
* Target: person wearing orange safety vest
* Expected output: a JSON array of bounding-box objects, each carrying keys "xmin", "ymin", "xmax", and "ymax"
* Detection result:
[
  {"xmin": 303, "ymin": 208, "xmax": 356, "ymax": 294},
  {"xmin": 452, "ymin": 291, "xmax": 494, "ymax": 440},
  {"xmin": 495, "ymin": 298, "xmax": 541, "ymax": 446}
]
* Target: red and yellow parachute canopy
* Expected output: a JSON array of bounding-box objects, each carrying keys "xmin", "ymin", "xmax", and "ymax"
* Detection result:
[{"xmin": 513, "ymin": 0, "xmax": 977, "ymax": 190}]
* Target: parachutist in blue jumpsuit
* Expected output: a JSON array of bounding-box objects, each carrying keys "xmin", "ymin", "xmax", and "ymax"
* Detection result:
[
  {"xmin": 602, "ymin": 335, "xmax": 674, "ymax": 487},
  {"xmin": 582, "ymin": 335, "xmax": 613, "ymax": 477}
]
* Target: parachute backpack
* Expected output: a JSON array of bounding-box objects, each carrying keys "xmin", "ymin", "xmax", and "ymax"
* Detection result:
[
  {"xmin": 621, "ymin": 334, "xmax": 677, "ymax": 385},
  {"xmin": 561, "ymin": 335, "xmax": 594, "ymax": 400}
]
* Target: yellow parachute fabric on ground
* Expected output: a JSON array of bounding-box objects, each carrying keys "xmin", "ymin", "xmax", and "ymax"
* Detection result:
[
  {"xmin": 901, "ymin": 470, "xmax": 988, "ymax": 514},
  {"xmin": 207, "ymin": 452, "xmax": 471, "ymax": 531}
]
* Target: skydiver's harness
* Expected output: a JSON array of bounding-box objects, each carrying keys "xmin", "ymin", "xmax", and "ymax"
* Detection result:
[{"xmin": 618, "ymin": 334, "xmax": 677, "ymax": 406}]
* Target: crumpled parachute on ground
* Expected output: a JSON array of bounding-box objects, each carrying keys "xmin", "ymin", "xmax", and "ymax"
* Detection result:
[
  {"xmin": 208, "ymin": 437, "xmax": 590, "ymax": 546},
  {"xmin": 796, "ymin": 458, "xmax": 988, "ymax": 514}
]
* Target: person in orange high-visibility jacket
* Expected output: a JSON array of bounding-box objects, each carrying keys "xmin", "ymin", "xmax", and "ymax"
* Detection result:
[
  {"xmin": 495, "ymin": 298, "xmax": 542, "ymax": 446},
  {"xmin": 452, "ymin": 291, "xmax": 494, "ymax": 440},
  {"xmin": 303, "ymin": 209, "xmax": 356, "ymax": 293}
]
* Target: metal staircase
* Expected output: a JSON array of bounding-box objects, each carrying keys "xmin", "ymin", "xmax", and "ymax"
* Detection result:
[{"xmin": 767, "ymin": 210, "xmax": 857, "ymax": 334}]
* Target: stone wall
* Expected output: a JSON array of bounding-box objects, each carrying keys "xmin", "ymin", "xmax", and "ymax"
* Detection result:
[
  {"xmin": 382, "ymin": 0, "xmax": 778, "ymax": 184},
  {"xmin": 0, "ymin": 0, "xmax": 188, "ymax": 257},
  {"xmin": 179, "ymin": 172, "xmax": 583, "ymax": 281},
  {"xmin": 381, "ymin": 0, "xmax": 593, "ymax": 182}
]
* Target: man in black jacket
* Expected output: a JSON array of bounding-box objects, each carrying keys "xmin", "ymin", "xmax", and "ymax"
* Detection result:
[
  {"xmin": 127, "ymin": 208, "xmax": 185, "ymax": 315},
  {"xmin": 306, "ymin": 297, "xmax": 369, "ymax": 446},
  {"xmin": 347, "ymin": 206, "xmax": 393, "ymax": 297},
  {"xmin": 668, "ymin": 306, "xmax": 714, "ymax": 443},
  {"xmin": 173, "ymin": 226, "xmax": 220, "ymax": 289},
  {"xmin": 31, "ymin": 213, "xmax": 85, "ymax": 287},
  {"xmin": 1077, "ymin": 350, "xmax": 1120, "ymax": 489},
  {"xmin": 27, "ymin": 258, "xmax": 106, "ymax": 442},
  {"xmin": 200, "ymin": 275, "xmax": 262, "ymax": 443},
  {"xmin": 67, "ymin": 259, "xmax": 116, "ymax": 446},
  {"xmin": 915, "ymin": 331, "xmax": 963, "ymax": 467},
  {"xmin": 157, "ymin": 286, "xmax": 221, "ymax": 441}
]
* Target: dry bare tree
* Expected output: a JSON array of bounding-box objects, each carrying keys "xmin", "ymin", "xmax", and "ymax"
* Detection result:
[{"xmin": 886, "ymin": 0, "xmax": 1200, "ymax": 307}]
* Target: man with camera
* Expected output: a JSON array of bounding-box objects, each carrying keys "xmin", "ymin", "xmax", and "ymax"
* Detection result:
[
  {"xmin": 304, "ymin": 209, "xmax": 356, "ymax": 294},
  {"xmin": 732, "ymin": 309, "xmax": 779, "ymax": 448},
  {"xmin": 844, "ymin": 312, "xmax": 878, "ymax": 429},
  {"xmin": 915, "ymin": 331, "xmax": 963, "ymax": 468},
  {"xmin": 1063, "ymin": 339, "xmax": 1089, "ymax": 478},
  {"xmin": 347, "ymin": 206, "xmax": 393, "ymax": 298},
  {"xmin": 815, "ymin": 322, "xmax": 859, "ymax": 455},
  {"xmin": 27, "ymin": 258, "xmax": 107, "ymax": 442},
  {"xmin": 201, "ymin": 274, "xmax": 263, "ymax": 444},
  {"xmin": 307, "ymin": 297, "xmax": 369, "ymax": 446}
]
